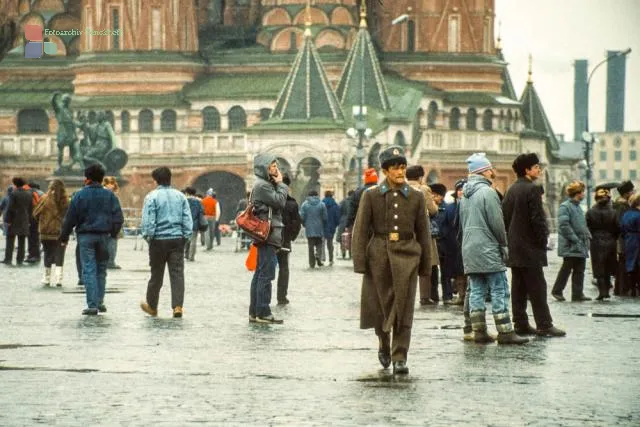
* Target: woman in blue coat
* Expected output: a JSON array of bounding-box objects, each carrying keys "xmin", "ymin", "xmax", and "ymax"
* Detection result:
[{"xmin": 621, "ymin": 194, "xmax": 640, "ymax": 296}]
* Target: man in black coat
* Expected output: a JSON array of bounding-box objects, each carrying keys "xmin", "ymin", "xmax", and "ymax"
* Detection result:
[
  {"xmin": 2, "ymin": 177, "xmax": 33, "ymax": 265},
  {"xmin": 613, "ymin": 180, "xmax": 635, "ymax": 295},
  {"xmin": 276, "ymin": 174, "xmax": 301, "ymax": 305},
  {"xmin": 502, "ymin": 153, "xmax": 565, "ymax": 337},
  {"xmin": 586, "ymin": 185, "xmax": 619, "ymax": 300}
]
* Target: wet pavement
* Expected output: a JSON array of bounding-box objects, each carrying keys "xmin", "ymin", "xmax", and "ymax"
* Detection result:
[{"xmin": 1, "ymin": 236, "xmax": 639, "ymax": 426}]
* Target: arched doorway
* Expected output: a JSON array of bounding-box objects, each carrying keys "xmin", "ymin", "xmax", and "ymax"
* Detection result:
[
  {"xmin": 193, "ymin": 171, "xmax": 246, "ymax": 224},
  {"xmin": 291, "ymin": 157, "xmax": 322, "ymax": 203}
]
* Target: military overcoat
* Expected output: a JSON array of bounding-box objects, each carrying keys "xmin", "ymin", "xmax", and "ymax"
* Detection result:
[{"xmin": 352, "ymin": 180, "xmax": 431, "ymax": 333}]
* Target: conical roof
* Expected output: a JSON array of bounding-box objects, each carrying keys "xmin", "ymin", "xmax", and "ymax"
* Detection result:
[
  {"xmin": 335, "ymin": 7, "xmax": 390, "ymax": 111},
  {"xmin": 270, "ymin": 26, "xmax": 344, "ymax": 121},
  {"xmin": 519, "ymin": 63, "xmax": 559, "ymax": 151},
  {"xmin": 496, "ymin": 45, "xmax": 517, "ymax": 100}
]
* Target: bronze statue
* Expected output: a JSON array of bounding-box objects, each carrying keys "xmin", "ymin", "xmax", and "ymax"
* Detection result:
[{"xmin": 52, "ymin": 92, "xmax": 84, "ymax": 172}]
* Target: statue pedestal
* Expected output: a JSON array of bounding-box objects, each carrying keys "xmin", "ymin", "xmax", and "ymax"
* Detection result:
[{"xmin": 46, "ymin": 175, "xmax": 86, "ymax": 195}]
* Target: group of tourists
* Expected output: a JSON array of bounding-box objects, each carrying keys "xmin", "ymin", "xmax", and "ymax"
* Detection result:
[{"xmin": 3, "ymin": 146, "xmax": 640, "ymax": 376}]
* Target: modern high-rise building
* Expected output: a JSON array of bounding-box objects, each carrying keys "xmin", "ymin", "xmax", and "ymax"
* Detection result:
[
  {"xmin": 573, "ymin": 59, "xmax": 588, "ymax": 141},
  {"xmin": 606, "ymin": 50, "xmax": 627, "ymax": 132}
]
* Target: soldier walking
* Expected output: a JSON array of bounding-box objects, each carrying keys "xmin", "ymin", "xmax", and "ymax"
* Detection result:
[{"xmin": 352, "ymin": 146, "xmax": 431, "ymax": 375}]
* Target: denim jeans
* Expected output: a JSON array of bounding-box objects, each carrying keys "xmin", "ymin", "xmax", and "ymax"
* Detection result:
[
  {"xmin": 250, "ymin": 244, "xmax": 276, "ymax": 318},
  {"xmin": 78, "ymin": 233, "xmax": 109, "ymax": 309},
  {"xmin": 468, "ymin": 271, "xmax": 510, "ymax": 314},
  {"xmin": 205, "ymin": 218, "xmax": 216, "ymax": 250},
  {"xmin": 107, "ymin": 237, "xmax": 118, "ymax": 268}
]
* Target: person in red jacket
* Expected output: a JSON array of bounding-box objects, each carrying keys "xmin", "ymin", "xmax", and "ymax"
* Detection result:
[{"xmin": 201, "ymin": 189, "xmax": 220, "ymax": 250}]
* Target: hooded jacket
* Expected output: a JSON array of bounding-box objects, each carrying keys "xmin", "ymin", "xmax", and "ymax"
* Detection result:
[
  {"xmin": 556, "ymin": 198, "xmax": 590, "ymax": 258},
  {"xmin": 300, "ymin": 195, "xmax": 327, "ymax": 238},
  {"xmin": 459, "ymin": 174, "xmax": 508, "ymax": 274},
  {"xmin": 251, "ymin": 153, "xmax": 288, "ymax": 247}
]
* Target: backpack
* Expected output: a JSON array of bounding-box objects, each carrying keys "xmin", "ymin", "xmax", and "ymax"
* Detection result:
[{"xmin": 283, "ymin": 197, "xmax": 301, "ymax": 241}]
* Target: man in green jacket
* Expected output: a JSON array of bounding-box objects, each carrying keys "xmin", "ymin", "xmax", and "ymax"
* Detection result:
[{"xmin": 459, "ymin": 153, "xmax": 528, "ymax": 345}]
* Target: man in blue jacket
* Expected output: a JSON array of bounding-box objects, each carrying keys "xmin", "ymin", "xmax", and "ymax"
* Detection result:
[
  {"xmin": 140, "ymin": 167, "xmax": 193, "ymax": 318},
  {"xmin": 300, "ymin": 190, "xmax": 328, "ymax": 268},
  {"xmin": 60, "ymin": 164, "xmax": 123, "ymax": 315},
  {"xmin": 322, "ymin": 190, "xmax": 341, "ymax": 266}
]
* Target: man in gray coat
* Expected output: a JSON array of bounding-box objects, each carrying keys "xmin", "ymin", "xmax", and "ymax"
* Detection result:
[
  {"xmin": 248, "ymin": 153, "xmax": 288, "ymax": 324},
  {"xmin": 551, "ymin": 180, "xmax": 592, "ymax": 301},
  {"xmin": 459, "ymin": 153, "xmax": 528, "ymax": 344}
]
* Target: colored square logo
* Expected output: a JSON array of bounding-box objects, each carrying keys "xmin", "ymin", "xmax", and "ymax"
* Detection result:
[
  {"xmin": 24, "ymin": 24, "xmax": 43, "ymax": 41},
  {"xmin": 43, "ymin": 41, "xmax": 57, "ymax": 55},
  {"xmin": 24, "ymin": 41, "xmax": 43, "ymax": 59}
]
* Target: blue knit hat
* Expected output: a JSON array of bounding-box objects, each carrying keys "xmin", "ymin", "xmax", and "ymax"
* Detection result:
[{"xmin": 466, "ymin": 152, "xmax": 493, "ymax": 174}]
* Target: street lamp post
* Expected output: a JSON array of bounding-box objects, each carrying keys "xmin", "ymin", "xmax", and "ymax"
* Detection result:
[{"xmin": 583, "ymin": 48, "xmax": 631, "ymax": 208}]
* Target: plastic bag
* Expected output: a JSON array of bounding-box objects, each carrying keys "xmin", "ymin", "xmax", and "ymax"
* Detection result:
[{"xmin": 245, "ymin": 243, "xmax": 257, "ymax": 271}]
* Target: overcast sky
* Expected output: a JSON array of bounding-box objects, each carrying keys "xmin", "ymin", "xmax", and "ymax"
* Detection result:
[{"xmin": 496, "ymin": 0, "xmax": 640, "ymax": 140}]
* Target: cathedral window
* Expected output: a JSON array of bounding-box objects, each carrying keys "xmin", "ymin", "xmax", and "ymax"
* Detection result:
[
  {"xmin": 228, "ymin": 106, "xmax": 247, "ymax": 131},
  {"xmin": 161, "ymin": 110, "xmax": 177, "ymax": 132},
  {"xmin": 448, "ymin": 15, "xmax": 460, "ymax": 53},
  {"xmin": 17, "ymin": 109, "xmax": 49, "ymax": 134},
  {"xmin": 111, "ymin": 8, "xmax": 120, "ymax": 50},
  {"xmin": 482, "ymin": 109, "xmax": 493, "ymax": 131},
  {"xmin": 139, "ymin": 109, "xmax": 154, "ymax": 133},
  {"xmin": 394, "ymin": 131, "xmax": 406, "ymax": 147},
  {"xmin": 121, "ymin": 111, "xmax": 130, "ymax": 133},
  {"xmin": 506, "ymin": 110, "xmax": 513, "ymax": 132},
  {"xmin": 203, "ymin": 107, "xmax": 221, "ymax": 131},
  {"xmin": 449, "ymin": 107, "xmax": 461, "ymax": 130},
  {"xmin": 105, "ymin": 110, "xmax": 115, "ymax": 128},
  {"xmin": 407, "ymin": 20, "xmax": 415, "ymax": 53},
  {"xmin": 427, "ymin": 101, "xmax": 438, "ymax": 129},
  {"xmin": 259, "ymin": 108, "xmax": 273, "ymax": 121},
  {"xmin": 466, "ymin": 108, "xmax": 477, "ymax": 130},
  {"xmin": 151, "ymin": 8, "xmax": 162, "ymax": 50}
]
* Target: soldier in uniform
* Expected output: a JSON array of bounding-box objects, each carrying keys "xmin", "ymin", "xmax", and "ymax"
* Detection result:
[{"xmin": 352, "ymin": 146, "xmax": 431, "ymax": 375}]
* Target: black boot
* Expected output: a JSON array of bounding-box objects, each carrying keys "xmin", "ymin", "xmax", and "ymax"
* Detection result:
[{"xmin": 596, "ymin": 278, "xmax": 609, "ymax": 301}]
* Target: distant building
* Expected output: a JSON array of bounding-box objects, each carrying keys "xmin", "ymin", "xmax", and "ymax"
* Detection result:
[
  {"xmin": 0, "ymin": 0, "xmax": 581, "ymax": 221},
  {"xmin": 593, "ymin": 131, "xmax": 639, "ymax": 187},
  {"xmin": 606, "ymin": 50, "xmax": 628, "ymax": 132}
]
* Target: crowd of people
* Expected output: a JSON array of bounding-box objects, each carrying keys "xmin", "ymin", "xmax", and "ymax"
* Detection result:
[{"xmin": 2, "ymin": 148, "xmax": 639, "ymax": 374}]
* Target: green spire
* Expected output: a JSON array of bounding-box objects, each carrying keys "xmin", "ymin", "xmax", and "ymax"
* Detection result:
[
  {"xmin": 270, "ymin": 11, "xmax": 344, "ymax": 122},
  {"xmin": 520, "ymin": 57, "xmax": 559, "ymax": 151},
  {"xmin": 335, "ymin": 3, "xmax": 390, "ymax": 111}
]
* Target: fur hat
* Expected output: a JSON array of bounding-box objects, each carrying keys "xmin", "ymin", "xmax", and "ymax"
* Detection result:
[
  {"xmin": 566, "ymin": 180, "xmax": 585, "ymax": 197},
  {"xmin": 363, "ymin": 168, "xmax": 378, "ymax": 185},
  {"xmin": 617, "ymin": 180, "xmax": 635, "ymax": 196},
  {"xmin": 429, "ymin": 183, "xmax": 447, "ymax": 197},
  {"xmin": 512, "ymin": 153, "xmax": 540, "ymax": 177},
  {"xmin": 405, "ymin": 165, "xmax": 425, "ymax": 180},
  {"xmin": 378, "ymin": 145, "xmax": 407, "ymax": 170}
]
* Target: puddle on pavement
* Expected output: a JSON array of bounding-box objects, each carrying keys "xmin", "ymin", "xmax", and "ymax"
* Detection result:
[{"xmin": 0, "ymin": 344, "xmax": 56, "ymax": 350}]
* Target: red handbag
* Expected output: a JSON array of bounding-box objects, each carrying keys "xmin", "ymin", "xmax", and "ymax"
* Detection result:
[{"xmin": 235, "ymin": 192, "xmax": 271, "ymax": 244}]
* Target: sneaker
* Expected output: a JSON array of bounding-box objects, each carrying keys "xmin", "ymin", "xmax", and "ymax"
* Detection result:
[
  {"xmin": 551, "ymin": 292, "xmax": 566, "ymax": 302},
  {"xmin": 98, "ymin": 304, "xmax": 107, "ymax": 313},
  {"xmin": 249, "ymin": 315, "xmax": 257, "ymax": 323},
  {"xmin": 173, "ymin": 306, "xmax": 183, "ymax": 318},
  {"xmin": 255, "ymin": 315, "xmax": 283, "ymax": 324},
  {"xmin": 420, "ymin": 298, "xmax": 437, "ymax": 306},
  {"xmin": 536, "ymin": 325, "xmax": 566, "ymax": 337},
  {"xmin": 82, "ymin": 308, "xmax": 99, "ymax": 315},
  {"xmin": 140, "ymin": 302, "xmax": 158, "ymax": 317},
  {"xmin": 443, "ymin": 299, "xmax": 455, "ymax": 305}
]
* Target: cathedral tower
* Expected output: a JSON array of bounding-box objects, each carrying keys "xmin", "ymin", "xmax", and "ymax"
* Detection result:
[{"xmin": 372, "ymin": 0, "xmax": 495, "ymax": 54}]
